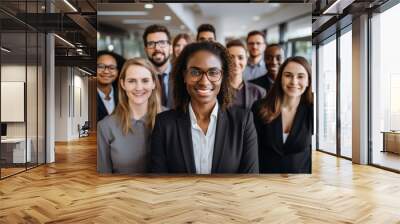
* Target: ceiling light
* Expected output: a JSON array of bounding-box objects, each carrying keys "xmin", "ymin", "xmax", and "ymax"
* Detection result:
[
  {"xmin": 78, "ymin": 67, "xmax": 92, "ymax": 76},
  {"xmin": 107, "ymin": 44, "xmax": 114, "ymax": 51},
  {"xmin": 54, "ymin": 34, "xmax": 75, "ymax": 48},
  {"xmin": 144, "ymin": 4, "xmax": 154, "ymax": 9},
  {"xmin": 63, "ymin": 0, "xmax": 78, "ymax": 12},
  {"xmin": 97, "ymin": 11, "xmax": 148, "ymax": 16},
  {"xmin": 252, "ymin": 16, "xmax": 260, "ymax": 21},
  {"xmin": 164, "ymin": 16, "xmax": 171, "ymax": 21},
  {"xmin": 1, "ymin": 47, "xmax": 11, "ymax": 53},
  {"xmin": 122, "ymin": 19, "xmax": 169, "ymax": 25}
]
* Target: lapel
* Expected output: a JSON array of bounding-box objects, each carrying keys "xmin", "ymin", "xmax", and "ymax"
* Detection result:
[
  {"xmin": 97, "ymin": 93, "xmax": 108, "ymax": 118},
  {"xmin": 243, "ymin": 82, "xmax": 251, "ymax": 108},
  {"xmin": 176, "ymin": 110, "xmax": 196, "ymax": 173},
  {"xmin": 283, "ymin": 103, "xmax": 306, "ymax": 153},
  {"xmin": 211, "ymin": 108, "xmax": 228, "ymax": 173},
  {"xmin": 113, "ymin": 84, "xmax": 119, "ymax": 105},
  {"xmin": 271, "ymin": 113, "xmax": 285, "ymax": 156}
]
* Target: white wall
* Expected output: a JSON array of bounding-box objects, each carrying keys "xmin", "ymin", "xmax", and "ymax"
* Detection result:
[{"xmin": 54, "ymin": 67, "xmax": 89, "ymax": 141}]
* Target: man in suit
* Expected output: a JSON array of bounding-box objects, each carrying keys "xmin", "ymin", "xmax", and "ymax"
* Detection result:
[
  {"xmin": 151, "ymin": 42, "xmax": 259, "ymax": 174},
  {"xmin": 97, "ymin": 51, "xmax": 125, "ymax": 122},
  {"xmin": 143, "ymin": 24, "xmax": 173, "ymax": 108},
  {"xmin": 250, "ymin": 44, "xmax": 285, "ymax": 93}
]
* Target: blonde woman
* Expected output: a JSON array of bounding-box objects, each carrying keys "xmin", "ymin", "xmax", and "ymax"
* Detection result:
[{"xmin": 97, "ymin": 58, "xmax": 162, "ymax": 174}]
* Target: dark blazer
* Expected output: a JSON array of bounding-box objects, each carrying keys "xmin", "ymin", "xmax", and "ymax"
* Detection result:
[
  {"xmin": 97, "ymin": 83, "xmax": 119, "ymax": 122},
  {"xmin": 151, "ymin": 106, "xmax": 259, "ymax": 174},
  {"xmin": 252, "ymin": 100, "xmax": 313, "ymax": 173},
  {"xmin": 249, "ymin": 73, "xmax": 274, "ymax": 93},
  {"xmin": 233, "ymin": 81, "xmax": 266, "ymax": 109}
]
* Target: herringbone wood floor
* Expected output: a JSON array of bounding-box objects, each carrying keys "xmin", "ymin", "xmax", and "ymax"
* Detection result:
[{"xmin": 1, "ymin": 135, "xmax": 400, "ymax": 223}]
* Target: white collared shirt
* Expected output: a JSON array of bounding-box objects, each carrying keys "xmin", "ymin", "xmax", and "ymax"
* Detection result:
[
  {"xmin": 283, "ymin": 132, "xmax": 289, "ymax": 143},
  {"xmin": 189, "ymin": 102, "xmax": 219, "ymax": 174},
  {"xmin": 97, "ymin": 86, "xmax": 115, "ymax": 115}
]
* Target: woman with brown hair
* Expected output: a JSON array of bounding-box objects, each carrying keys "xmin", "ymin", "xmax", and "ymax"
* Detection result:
[
  {"xmin": 151, "ymin": 42, "xmax": 259, "ymax": 174},
  {"xmin": 97, "ymin": 58, "xmax": 162, "ymax": 174},
  {"xmin": 252, "ymin": 56, "xmax": 313, "ymax": 173},
  {"xmin": 172, "ymin": 33, "xmax": 192, "ymax": 63}
]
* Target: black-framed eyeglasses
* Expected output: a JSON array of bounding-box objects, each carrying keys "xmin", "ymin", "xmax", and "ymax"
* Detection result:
[
  {"xmin": 186, "ymin": 67, "xmax": 222, "ymax": 82},
  {"xmin": 146, "ymin": 40, "xmax": 170, "ymax": 49},
  {"xmin": 97, "ymin": 64, "xmax": 117, "ymax": 72}
]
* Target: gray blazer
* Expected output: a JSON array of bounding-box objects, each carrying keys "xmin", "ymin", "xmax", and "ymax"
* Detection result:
[{"xmin": 97, "ymin": 115, "xmax": 150, "ymax": 174}]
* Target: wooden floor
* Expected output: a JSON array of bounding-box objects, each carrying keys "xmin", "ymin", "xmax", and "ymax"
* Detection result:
[{"xmin": 1, "ymin": 135, "xmax": 400, "ymax": 223}]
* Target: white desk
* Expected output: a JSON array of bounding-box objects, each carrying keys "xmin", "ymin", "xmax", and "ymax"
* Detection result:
[{"xmin": 1, "ymin": 138, "xmax": 31, "ymax": 163}]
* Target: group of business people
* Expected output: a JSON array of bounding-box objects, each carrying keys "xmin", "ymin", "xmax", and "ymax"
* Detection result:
[{"xmin": 97, "ymin": 23, "xmax": 313, "ymax": 174}]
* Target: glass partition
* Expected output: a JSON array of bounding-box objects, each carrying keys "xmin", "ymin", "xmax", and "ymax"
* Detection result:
[
  {"xmin": 0, "ymin": 1, "xmax": 46, "ymax": 179},
  {"xmin": 339, "ymin": 28, "xmax": 352, "ymax": 158},
  {"xmin": 317, "ymin": 36, "xmax": 337, "ymax": 155},
  {"xmin": 370, "ymin": 3, "xmax": 400, "ymax": 171}
]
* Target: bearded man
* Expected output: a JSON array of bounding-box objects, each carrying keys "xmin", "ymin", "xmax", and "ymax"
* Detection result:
[{"xmin": 143, "ymin": 24, "xmax": 173, "ymax": 108}]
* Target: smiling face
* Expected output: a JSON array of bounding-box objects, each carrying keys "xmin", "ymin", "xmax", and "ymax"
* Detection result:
[
  {"xmin": 265, "ymin": 46, "xmax": 284, "ymax": 80},
  {"xmin": 247, "ymin": 34, "xmax": 266, "ymax": 59},
  {"xmin": 97, "ymin": 54, "xmax": 118, "ymax": 85},
  {"xmin": 120, "ymin": 64, "xmax": 155, "ymax": 106},
  {"xmin": 227, "ymin": 46, "xmax": 247, "ymax": 78},
  {"xmin": 145, "ymin": 32, "xmax": 171, "ymax": 67},
  {"xmin": 281, "ymin": 62, "xmax": 309, "ymax": 98},
  {"xmin": 184, "ymin": 50, "xmax": 222, "ymax": 106},
  {"xmin": 173, "ymin": 38, "xmax": 188, "ymax": 58}
]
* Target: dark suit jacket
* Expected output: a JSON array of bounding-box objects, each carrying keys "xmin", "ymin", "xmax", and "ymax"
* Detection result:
[
  {"xmin": 252, "ymin": 100, "xmax": 313, "ymax": 173},
  {"xmin": 249, "ymin": 73, "xmax": 274, "ymax": 93},
  {"xmin": 232, "ymin": 81, "xmax": 266, "ymax": 109},
  {"xmin": 97, "ymin": 83, "xmax": 119, "ymax": 122},
  {"xmin": 151, "ymin": 106, "xmax": 259, "ymax": 174}
]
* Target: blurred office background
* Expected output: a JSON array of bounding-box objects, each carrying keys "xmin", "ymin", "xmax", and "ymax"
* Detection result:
[{"xmin": 97, "ymin": 3, "xmax": 312, "ymax": 62}]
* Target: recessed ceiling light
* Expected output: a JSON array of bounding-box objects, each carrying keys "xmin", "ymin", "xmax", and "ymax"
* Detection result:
[
  {"xmin": 252, "ymin": 16, "xmax": 260, "ymax": 21},
  {"xmin": 54, "ymin": 34, "xmax": 75, "ymax": 48},
  {"xmin": 144, "ymin": 4, "xmax": 154, "ymax": 9},
  {"xmin": 107, "ymin": 44, "xmax": 114, "ymax": 51},
  {"xmin": 78, "ymin": 67, "xmax": 92, "ymax": 76},
  {"xmin": 164, "ymin": 16, "xmax": 171, "ymax": 21}
]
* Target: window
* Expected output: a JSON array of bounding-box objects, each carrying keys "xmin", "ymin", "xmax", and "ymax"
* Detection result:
[
  {"xmin": 339, "ymin": 28, "xmax": 352, "ymax": 158},
  {"xmin": 317, "ymin": 36, "xmax": 337, "ymax": 154},
  {"xmin": 370, "ymin": 3, "xmax": 400, "ymax": 171}
]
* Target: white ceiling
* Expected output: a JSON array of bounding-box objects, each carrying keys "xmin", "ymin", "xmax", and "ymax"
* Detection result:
[{"xmin": 98, "ymin": 3, "xmax": 311, "ymax": 42}]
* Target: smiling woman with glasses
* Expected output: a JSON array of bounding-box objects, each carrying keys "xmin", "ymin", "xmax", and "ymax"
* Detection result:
[
  {"xmin": 151, "ymin": 42, "xmax": 259, "ymax": 174},
  {"xmin": 97, "ymin": 51, "xmax": 126, "ymax": 122}
]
